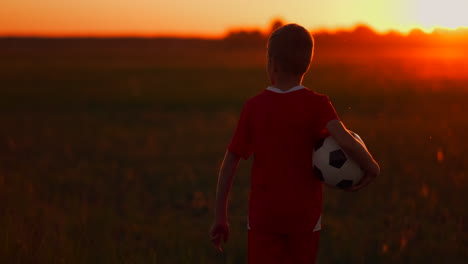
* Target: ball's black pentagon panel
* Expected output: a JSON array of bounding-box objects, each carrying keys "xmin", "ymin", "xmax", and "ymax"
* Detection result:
[
  {"xmin": 329, "ymin": 149, "xmax": 347, "ymax": 168},
  {"xmin": 313, "ymin": 166, "xmax": 324, "ymax": 181},
  {"xmin": 336, "ymin": 179, "xmax": 353, "ymax": 189},
  {"xmin": 314, "ymin": 138, "xmax": 325, "ymax": 151}
]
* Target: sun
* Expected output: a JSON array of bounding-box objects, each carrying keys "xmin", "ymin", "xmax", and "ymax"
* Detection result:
[{"xmin": 412, "ymin": 0, "xmax": 468, "ymax": 30}]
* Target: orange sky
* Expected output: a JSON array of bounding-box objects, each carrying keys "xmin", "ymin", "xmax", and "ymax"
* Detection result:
[{"xmin": 1, "ymin": 0, "xmax": 468, "ymax": 37}]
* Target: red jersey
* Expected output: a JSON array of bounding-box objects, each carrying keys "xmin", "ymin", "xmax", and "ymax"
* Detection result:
[{"xmin": 228, "ymin": 86, "xmax": 339, "ymax": 234}]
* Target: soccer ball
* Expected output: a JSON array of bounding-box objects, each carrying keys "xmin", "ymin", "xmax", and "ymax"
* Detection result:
[{"xmin": 313, "ymin": 131, "xmax": 365, "ymax": 189}]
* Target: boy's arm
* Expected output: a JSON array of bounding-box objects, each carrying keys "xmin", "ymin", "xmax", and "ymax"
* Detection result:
[
  {"xmin": 210, "ymin": 150, "xmax": 241, "ymax": 252},
  {"xmin": 326, "ymin": 119, "xmax": 380, "ymax": 191}
]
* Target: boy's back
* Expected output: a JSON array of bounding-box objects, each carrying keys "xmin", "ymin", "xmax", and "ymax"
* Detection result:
[{"xmin": 229, "ymin": 87, "xmax": 338, "ymax": 233}]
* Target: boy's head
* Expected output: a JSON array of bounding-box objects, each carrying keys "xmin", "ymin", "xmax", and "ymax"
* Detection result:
[{"xmin": 267, "ymin": 24, "xmax": 314, "ymax": 79}]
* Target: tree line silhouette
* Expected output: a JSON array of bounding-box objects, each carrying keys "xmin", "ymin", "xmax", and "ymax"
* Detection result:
[
  {"xmin": 223, "ymin": 19, "xmax": 468, "ymax": 48},
  {"xmin": 1, "ymin": 18, "xmax": 467, "ymax": 64}
]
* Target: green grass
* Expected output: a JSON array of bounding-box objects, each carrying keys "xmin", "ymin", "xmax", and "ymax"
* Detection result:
[{"xmin": 0, "ymin": 41, "xmax": 467, "ymax": 263}]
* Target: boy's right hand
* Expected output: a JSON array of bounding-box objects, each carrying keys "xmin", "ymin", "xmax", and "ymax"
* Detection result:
[
  {"xmin": 209, "ymin": 220, "xmax": 230, "ymax": 252},
  {"xmin": 345, "ymin": 166, "xmax": 380, "ymax": 192}
]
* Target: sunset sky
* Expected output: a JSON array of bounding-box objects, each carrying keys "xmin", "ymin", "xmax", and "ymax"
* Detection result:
[{"xmin": 1, "ymin": 0, "xmax": 467, "ymax": 37}]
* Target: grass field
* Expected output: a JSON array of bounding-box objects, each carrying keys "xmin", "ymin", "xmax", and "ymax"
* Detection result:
[{"xmin": 0, "ymin": 38, "xmax": 467, "ymax": 263}]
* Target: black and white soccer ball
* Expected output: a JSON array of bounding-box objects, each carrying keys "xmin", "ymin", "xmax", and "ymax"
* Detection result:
[{"xmin": 313, "ymin": 131, "xmax": 365, "ymax": 189}]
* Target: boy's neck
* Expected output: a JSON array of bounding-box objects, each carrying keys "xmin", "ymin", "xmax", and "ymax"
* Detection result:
[{"xmin": 273, "ymin": 77, "xmax": 304, "ymax": 92}]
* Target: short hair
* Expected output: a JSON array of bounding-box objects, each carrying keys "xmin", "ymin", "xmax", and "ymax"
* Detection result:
[{"xmin": 267, "ymin": 24, "xmax": 314, "ymax": 75}]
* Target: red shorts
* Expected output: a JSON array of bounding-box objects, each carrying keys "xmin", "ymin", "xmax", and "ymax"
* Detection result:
[{"xmin": 248, "ymin": 229, "xmax": 320, "ymax": 264}]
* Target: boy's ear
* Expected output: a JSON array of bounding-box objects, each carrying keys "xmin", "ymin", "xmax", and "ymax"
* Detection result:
[{"xmin": 271, "ymin": 57, "xmax": 280, "ymax": 73}]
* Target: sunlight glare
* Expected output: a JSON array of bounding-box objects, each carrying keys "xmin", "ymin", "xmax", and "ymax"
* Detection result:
[{"xmin": 412, "ymin": 0, "xmax": 468, "ymax": 30}]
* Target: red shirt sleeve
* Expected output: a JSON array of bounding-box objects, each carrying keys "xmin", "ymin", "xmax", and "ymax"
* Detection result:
[
  {"xmin": 228, "ymin": 102, "xmax": 253, "ymax": 160},
  {"xmin": 318, "ymin": 95, "xmax": 339, "ymax": 134}
]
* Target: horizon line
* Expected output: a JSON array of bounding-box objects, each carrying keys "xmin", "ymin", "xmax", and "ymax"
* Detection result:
[{"xmin": 0, "ymin": 24, "xmax": 467, "ymax": 39}]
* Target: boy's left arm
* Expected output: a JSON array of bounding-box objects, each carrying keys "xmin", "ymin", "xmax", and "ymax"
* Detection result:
[{"xmin": 210, "ymin": 150, "xmax": 241, "ymax": 252}]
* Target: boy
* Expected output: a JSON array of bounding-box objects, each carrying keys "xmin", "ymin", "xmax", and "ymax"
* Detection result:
[{"xmin": 210, "ymin": 24, "xmax": 380, "ymax": 263}]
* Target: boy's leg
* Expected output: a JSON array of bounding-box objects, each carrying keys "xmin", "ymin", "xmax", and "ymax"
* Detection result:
[
  {"xmin": 248, "ymin": 230, "xmax": 288, "ymax": 264},
  {"xmin": 285, "ymin": 230, "xmax": 321, "ymax": 264}
]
